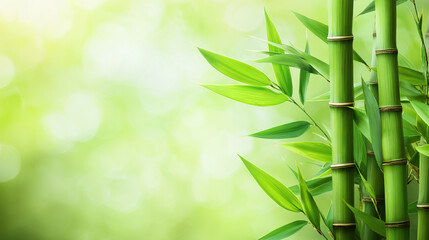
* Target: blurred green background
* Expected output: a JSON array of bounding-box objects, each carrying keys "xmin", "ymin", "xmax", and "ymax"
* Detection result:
[{"xmin": 0, "ymin": 0, "xmax": 426, "ymax": 239}]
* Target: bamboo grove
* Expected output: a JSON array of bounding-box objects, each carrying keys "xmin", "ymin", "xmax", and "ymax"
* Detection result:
[{"xmin": 199, "ymin": 0, "xmax": 429, "ymax": 239}]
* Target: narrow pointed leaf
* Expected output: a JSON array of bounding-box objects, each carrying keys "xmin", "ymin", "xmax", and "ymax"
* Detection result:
[
  {"xmin": 202, "ymin": 85, "xmax": 288, "ymax": 106},
  {"xmin": 259, "ymin": 220, "xmax": 308, "ymax": 240},
  {"xmin": 398, "ymin": 66, "xmax": 426, "ymax": 85},
  {"xmin": 326, "ymin": 203, "xmax": 333, "ymax": 233},
  {"xmin": 297, "ymin": 166, "xmax": 321, "ymax": 231},
  {"xmin": 198, "ymin": 48, "xmax": 271, "ymax": 86},
  {"xmin": 416, "ymin": 144, "xmax": 429, "ymax": 157},
  {"xmin": 265, "ymin": 10, "xmax": 293, "ymax": 96},
  {"xmin": 361, "ymin": 79, "xmax": 383, "ymax": 168},
  {"xmin": 239, "ymin": 155, "xmax": 303, "ymax": 212},
  {"xmin": 289, "ymin": 176, "xmax": 332, "ymax": 196},
  {"xmin": 346, "ymin": 203, "xmax": 386, "ymax": 237},
  {"xmin": 299, "ymin": 40, "xmax": 311, "ymax": 104},
  {"xmin": 354, "ymin": 108, "xmax": 371, "ymax": 142},
  {"xmin": 249, "ymin": 121, "xmax": 311, "ymax": 139},
  {"xmin": 280, "ymin": 142, "xmax": 331, "ymax": 162},
  {"xmin": 353, "ymin": 123, "xmax": 367, "ymax": 170},
  {"xmin": 358, "ymin": 0, "xmax": 407, "ymax": 16},
  {"xmin": 410, "ymin": 100, "xmax": 429, "ymax": 126},
  {"xmin": 256, "ymin": 54, "xmax": 317, "ymax": 73}
]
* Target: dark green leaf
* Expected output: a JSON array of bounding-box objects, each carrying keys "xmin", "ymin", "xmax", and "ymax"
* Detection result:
[
  {"xmin": 297, "ymin": 165, "xmax": 321, "ymax": 232},
  {"xmin": 280, "ymin": 142, "xmax": 332, "ymax": 162},
  {"xmin": 265, "ymin": 10, "xmax": 293, "ymax": 96},
  {"xmin": 239, "ymin": 155, "xmax": 303, "ymax": 212},
  {"xmin": 202, "ymin": 84, "xmax": 288, "ymax": 106},
  {"xmin": 299, "ymin": 40, "xmax": 311, "ymax": 104},
  {"xmin": 408, "ymin": 201, "xmax": 418, "ymax": 213},
  {"xmin": 353, "ymin": 123, "xmax": 367, "ymax": 170},
  {"xmin": 410, "ymin": 100, "xmax": 429, "ymax": 126},
  {"xmin": 259, "ymin": 220, "xmax": 308, "ymax": 240},
  {"xmin": 361, "ymin": 78, "xmax": 383, "ymax": 169},
  {"xmin": 398, "ymin": 66, "xmax": 426, "ymax": 85},
  {"xmin": 346, "ymin": 203, "xmax": 386, "ymax": 237},
  {"xmin": 198, "ymin": 48, "xmax": 271, "ymax": 86},
  {"xmin": 289, "ymin": 176, "xmax": 332, "ymax": 196},
  {"xmin": 354, "ymin": 108, "xmax": 371, "ymax": 142},
  {"xmin": 358, "ymin": 0, "xmax": 407, "ymax": 16},
  {"xmin": 249, "ymin": 121, "xmax": 311, "ymax": 139},
  {"xmin": 326, "ymin": 203, "xmax": 333, "ymax": 233}
]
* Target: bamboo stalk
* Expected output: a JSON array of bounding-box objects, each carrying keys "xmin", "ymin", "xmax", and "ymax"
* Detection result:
[
  {"xmin": 361, "ymin": 29, "xmax": 385, "ymax": 240},
  {"xmin": 328, "ymin": 0, "xmax": 355, "ymax": 239},
  {"xmin": 417, "ymin": 19, "xmax": 429, "ymax": 240},
  {"xmin": 374, "ymin": 0, "xmax": 409, "ymax": 239}
]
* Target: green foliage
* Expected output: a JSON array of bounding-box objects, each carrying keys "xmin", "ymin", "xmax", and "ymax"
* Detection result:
[
  {"xmin": 265, "ymin": 10, "xmax": 293, "ymax": 96},
  {"xmin": 297, "ymin": 165, "xmax": 321, "ymax": 233},
  {"xmin": 289, "ymin": 176, "xmax": 332, "ymax": 196},
  {"xmin": 249, "ymin": 121, "xmax": 310, "ymax": 139},
  {"xmin": 346, "ymin": 203, "xmax": 386, "ymax": 237},
  {"xmin": 239, "ymin": 155, "xmax": 303, "ymax": 212},
  {"xmin": 256, "ymin": 54, "xmax": 317, "ymax": 73},
  {"xmin": 280, "ymin": 142, "xmax": 332, "ymax": 162},
  {"xmin": 361, "ymin": 78, "xmax": 383, "ymax": 168},
  {"xmin": 198, "ymin": 48, "xmax": 272, "ymax": 86},
  {"xmin": 299, "ymin": 40, "xmax": 311, "ymax": 104},
  {"xmin": 259, "ymin": 220, "xmax": 308, "ymax": 240},
  {"xmin": 358, "ymin": 0, "xmax": 407, "ymax": 16},
  {"xmin": 201, "ymin": 84, "xmax": 288, "ymax": 106}
]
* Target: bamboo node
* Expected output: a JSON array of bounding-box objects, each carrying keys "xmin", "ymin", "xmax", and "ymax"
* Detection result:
[
  {"xmin": 327, "ymin": 35, "xmax": 354, "ymax": 41},
  {"xmin": 367, "ymin": 151, "xmax": 375, "ymax": 155},
  {"xmin": 375, "ymin": 49, "xmax": 398, "ymax": 55},
  {"xmin": 369, "ymin": 82, "xmax": 378, "ymax": 85},
  {"xmin": 330, "ymin": 162, "xmax": 355, "ymax": 169},
  {"xmin": 332, "ymin": 223, "xmax": 356, "ymax": 228},
  {"xmin": 382, "ymin": 158, "xmax": 407, "ymax": 166},
  {"xmin": 379, "ymin": 105, "xmax": 402, "ymax": 112},
  {"xmin": 385, "ymin": 221, "xmax": 410, "ymax": 228},
  {"xmin": 426, "ymin": 33, "xmax": 429, "ymax": 37},
  {"xmin": 362, "ymin": 197, "xmax": 385, "ymax": 202},
  {"xmin": 329, "ymin": 102, "xmax": 354, "ymax": 107},
  {"xmin": 417, "ymin": 204, "xmax": 429, "ymax": 209},
  {"xmin": 373, "ymin": 32, "xmax": 377, "ymax": 37}
]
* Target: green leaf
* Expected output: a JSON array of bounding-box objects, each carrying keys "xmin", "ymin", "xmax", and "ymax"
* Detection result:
[
  {"xmin": 297, "ymin": 165, "xmax": 321, "ymax": 232},
  {"xmin": 249, "ymin": 121, "xmax": 311, "ymax": 139},
  {"xmin": 202, "ymin": 84, "xmax": 288, "ymax": 106},
  {"xmin": 259, "ymin": 220, "xmax": 308, "ymax": 240},
  {"xmin": 353, "ymin": 123, "xmax": 367, "ymax": 171},
  {"xmin": 289, "ymin": 176, "xmax": 332, "ymax": 196},
  {"xmin": 198, "ymin": 48, "xmax": 271, "ymax": 86},
  {"xmin": 299, "ymin": 40, "xmax": 311, "ymax": 104},
  {"xmin": 354, "ymin": 108, "xmax": 371, "ymax": 142},
  {"xmin": 410, "ymin": 100, "xmax": 429, "ymax": 126},
  {"xmin": 417, "ymin": 144, "xmax": 429, "ymax": 157},
  {"xmin": 398, "ymin": 66, "xmax": 426, "ymax": 85},
  {"xmin": 265, "ymin": 10, "xmax": 293, "ymax": 96},
  {"xmin": 346, "ymin": 203, "xmax": 386, "ymax": 237},
  {"xmin": 361, "ymin": 78, "xmax": 383, "ymax": 169},
  {"xmin": 292, "ymin": 12, "xmax": 368, "ymax": 68},
  {"xmin": 326, "ymin": 203, "xmax": 333, "ymax": 233},
  {"xmin": 358, "ymin": 0, "xmax": 407, "ymax": 16},
  {"xmin": 255, "ymin": 54, "xmax": 317, "ymax": 73},
  {"xmin": 239, "ymin": 155, "xmax": 303, "ymax": 212},
  {"xmin": 280, "ymin": 142, "xmax": 332, "ymax": 162}
]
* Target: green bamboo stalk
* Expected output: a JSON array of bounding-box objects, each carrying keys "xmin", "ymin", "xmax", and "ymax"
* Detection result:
[
  {"xmin": 374, "ymin": 0, "xmax": 409, "ymax": 239},
  {"xmin": 361, "ymin": 29, "xmax": 385, "ymax": 240},
  {"xmin": 328, "ymin": 0, "xmax": 355, "ymax": 239},
  {"xmin": 417, "ymin": 19, "xmax": 429, "ymax": 240}
]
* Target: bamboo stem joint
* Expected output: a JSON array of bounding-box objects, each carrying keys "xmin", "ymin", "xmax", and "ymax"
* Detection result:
[
  {"xmin": 331, "ymin": 162, "xmax": 355, "ymax": 169},
  {"xmin": 329, "ymin": 102, "xmax": 355, "ymax": 107},
  {"xmin": 375, "ymin": 49, "xmax": 398, "ymax": 55},
  {"xmin": 382, "ymin": 158, "xmax": 407, "ymax": 166},
  {"xmin": 327, "ymin": 36, "xmax": 354, "ymax": 41},
  {"xmin": 379, "ymin": 106, "xmax": 402, "ymax": 112},
  {"xmin": 385, "ymin": 221, "xmax": 410, "ymax": 228},
  {"xmin": 332, "ymin": 223, "xmax": 357, "ymax": 228}
]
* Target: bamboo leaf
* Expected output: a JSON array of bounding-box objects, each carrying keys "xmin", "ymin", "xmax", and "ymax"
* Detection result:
[
  {"xmin": 202, "ymin": 84, "xmax": 288, "ymax": 107},
  {"xmin": 346, "ymin": 203, "xmax": 386, "ymax": 237},
  {"xmin": 280, "ymin": 142, "xmax": 331, "ymax": 162},
  {"xmin": 289, "ymin": 176, "xmax": 332, "ymax": 196},
  {"xmin": 358, "ymin": 0, "xmax": 407, "ymax": 16},
  {"xmin": 398, "ymin": 66, "xmax": 426, "ymax": 85},
  {"xmin": 297, "ymin": 165, "xmax": 321, "ymax": 232},
  {"xmin": 265, "ymin": 10, "xmax": 293, "ymax": 96},
  {"xmin": 239, "ymin": 155, "xmax": 303, "ymax": 212},
  {"xmin": 353, "ymin": 123, "xmax": 367, "ymax": 171},
  {"xmin": 410, "ymin": 100, "xmax": 429, "ymax": 126},
  {"xmin": 326, "ymin": 203, "xmax": 333, "ymax": 233},
  {"xmin": 198, "ymin": 48, "xmax": 271, "ymax": 86},
  {"xmin": 255, "ymin": 54, "xmax": 317, "ymax": 73},
  {"xmin": 292, "ymin": 12, "xmax": 368, "ymax": 68},
  {"xmin": 361, "ymin": 79, "xmax": 383, "ymax": 168},
  {"xmin": 408, "ymin": 201, "xmax": 418, "ymax": 213},
  {"xmin": 416, "ymin": 144, "xmax": 429, "ymax": 157},
  {"xmin": 249, "ymin": 121, "xmax": 311, "ymax": 139},
  {"xmin": 299, "ymin": 39, "xmax": 311, "ymax": 104},
  {"xmin": 259, "ymin": 220, "xmax": 308, "ymax": 240},
  {"xmin": 354, "ymin": 108, "xmax": 371, "ymax": 142}
]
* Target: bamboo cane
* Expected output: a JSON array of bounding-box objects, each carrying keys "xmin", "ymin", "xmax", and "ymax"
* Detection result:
[
  {"xmin": 328, "ymin": 0, "xmax": 355, "ymax": 238},
  {"xmin": 374, "ymin": 0, "xmax": 409, "ymax": 239}
]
